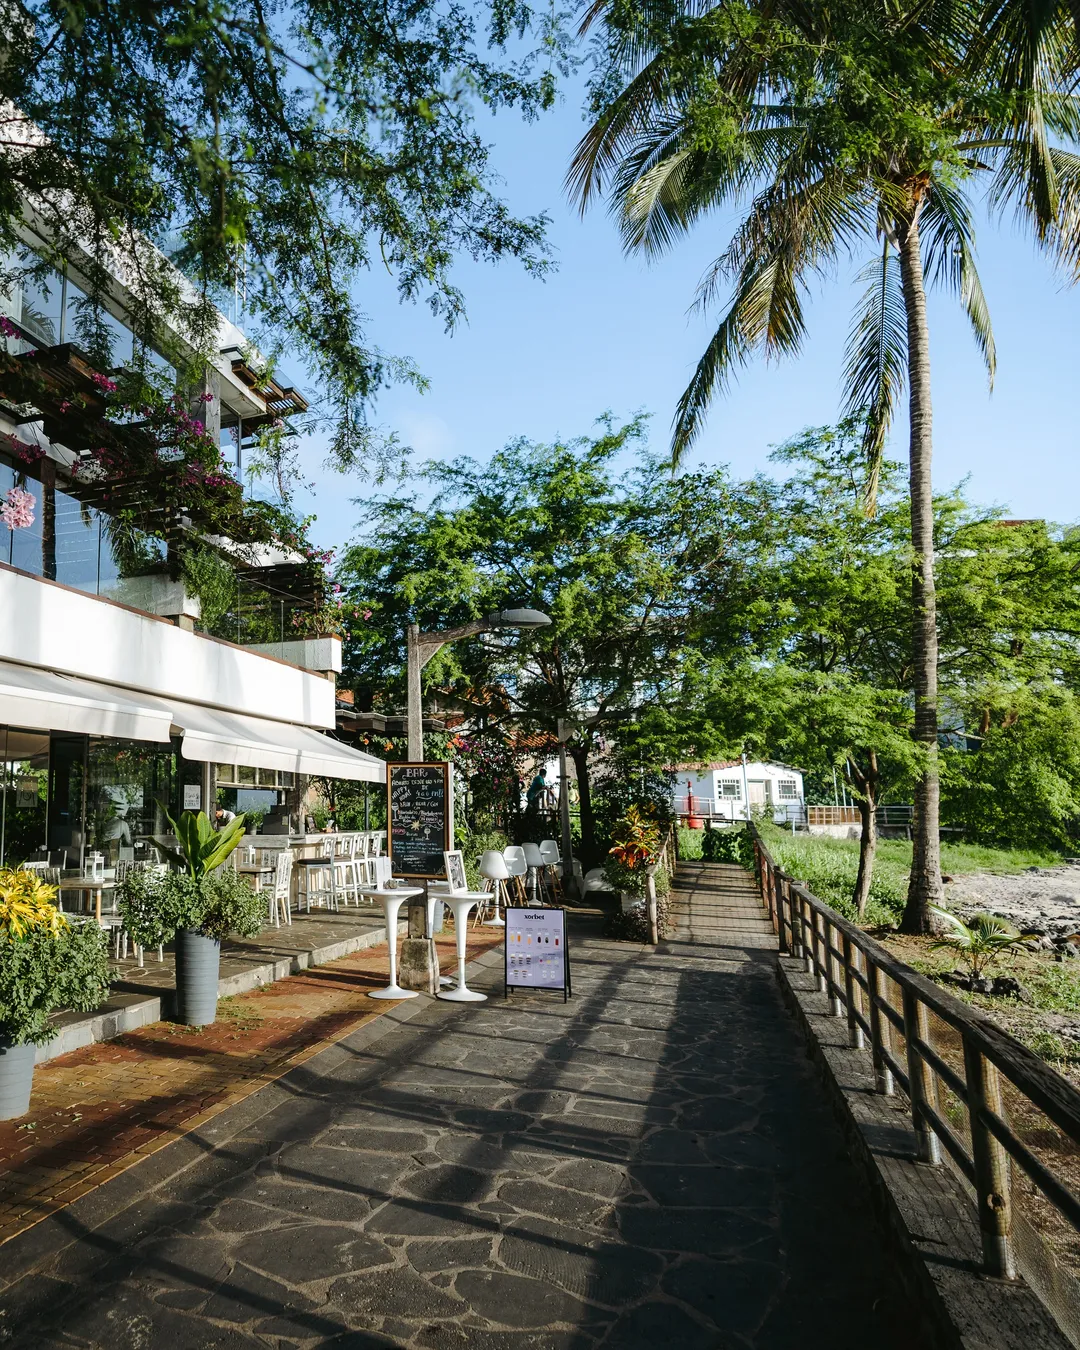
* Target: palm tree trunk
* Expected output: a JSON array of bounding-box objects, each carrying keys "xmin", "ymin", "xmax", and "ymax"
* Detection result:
[{"xmin": 896, "ymin": 198, "xmax": 943, "ymax": 935}]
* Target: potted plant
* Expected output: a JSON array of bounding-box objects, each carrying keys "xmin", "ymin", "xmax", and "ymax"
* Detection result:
[
  {"xmin": 118, "ymin": 810, "xmax": 263, "ymax": 1026},
  {"xmin": 0, "ymin": 868, "xmax": 111, "ymax": 1118}
]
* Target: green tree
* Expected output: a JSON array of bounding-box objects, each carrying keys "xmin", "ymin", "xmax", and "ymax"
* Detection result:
[
  {"xmin": 568, "ymin": 0, "xmax": 1080, "ymax": 930},
  {"xmin": 338, "ymin": 416, "xmax": 766, "ymax": 861},
  {"xmin": 0, "ymin": 1, "xmax": 563, "ymax": 467}
]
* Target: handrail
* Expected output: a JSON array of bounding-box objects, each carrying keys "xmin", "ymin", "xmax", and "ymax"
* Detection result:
[{"xmin": 748, "ymin": 822, "xmax": 1080, "ymax": 1282}]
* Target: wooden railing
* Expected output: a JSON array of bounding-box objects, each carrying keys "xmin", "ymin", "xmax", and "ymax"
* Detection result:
[{"xmin": 750, "ymin": 823, "xmax": 1080, "ymax": 1286}]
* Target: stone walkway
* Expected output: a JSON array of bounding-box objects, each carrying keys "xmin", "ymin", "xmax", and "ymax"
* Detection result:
[{"xmin": 0, "ymin": 874, "xmax": 921, "ymax": 1348}]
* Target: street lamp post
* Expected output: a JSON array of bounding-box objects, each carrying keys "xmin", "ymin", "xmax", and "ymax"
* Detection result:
[{"xmin": 405, "ymin": 608, "xmax": 551, "ymax": 761}]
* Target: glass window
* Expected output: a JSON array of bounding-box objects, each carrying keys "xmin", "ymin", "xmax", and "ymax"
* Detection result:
[
  {"xmin": 0, "ymin": 726, "xmax": 50, "ymax": 866},
  {"xmin": 85, "ymin": 737, "xmax": 176, "ymax": 867},
  {"xmin": 258, "ymin": 768, "xmax": 277, "ymax": 788},
  {"xmin": 54, "ymin": 488, "xmax": 100, "ymax": 593},
  {"xmin": 720, "ymin": 780, "xmax": 741, "ymax": 799},
  {"xmin": 19, "ymin": 266, "xmax": 62, "ymax": 346},
  {"xmin": 778, "ymin": 780, "xmax": 798, "ymax": 800},
  {"xmin": 65, "ymin": 279, "xmax": 134, "ymax": 367}
]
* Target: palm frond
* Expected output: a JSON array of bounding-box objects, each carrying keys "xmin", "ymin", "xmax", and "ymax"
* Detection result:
[
  {"xmin": 672, "ymin": 249, "xmax": 804, "ymax": 465},
  {"xmin": 840, "ymin": 241, "xmax": 907, "ymax": 514},
  {"xmin": 921, "ymin": 180, "xmax": 996, "ymax": 387}
]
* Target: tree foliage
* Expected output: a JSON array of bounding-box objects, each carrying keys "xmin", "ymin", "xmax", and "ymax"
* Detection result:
[{"xmin": 0, "ymin": 0, "xmax": 566, "ymax": 467}]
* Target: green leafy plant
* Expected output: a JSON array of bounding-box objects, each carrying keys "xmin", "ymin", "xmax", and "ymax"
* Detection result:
[
  {"xmin": 0, "ymin": 871, "xmax": 110, "ymax": 1045},
  {"xmin": 118, "ymin": 867, "xmax": 264, "ymax": 946},
  {"xmin": 930, "ymin": 909, "xmax": 1034, "ymax": 980},
  {"xmin": 151, "ymin": 809, "xmax": 247, "ymax": 879},
  {"xmin": 702, "ymin": 826, "xmax": 754, "ymax": 867}
]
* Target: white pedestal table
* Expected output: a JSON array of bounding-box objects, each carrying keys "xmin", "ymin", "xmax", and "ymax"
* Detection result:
[
  {"xmin": 437, "ymin": 892, "xmax": 490, "ymax": 1003},
  {"xmin": 360, "ymin": 886, "xmax": 424, "ymax": 999}
]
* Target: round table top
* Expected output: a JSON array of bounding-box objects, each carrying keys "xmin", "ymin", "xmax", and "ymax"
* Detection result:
[
  {"xmin": 359, "ymin": 885, "xmax": 424, "ymax": 899},
  {"xmin": 439, "ymin": 891, "xmax": 490, "ymax": 903}
]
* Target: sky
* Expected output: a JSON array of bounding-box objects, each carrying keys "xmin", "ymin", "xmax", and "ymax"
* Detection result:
[{"xmin": 292, "ymin": 82, "xmax": 1080, "ymax": 552}]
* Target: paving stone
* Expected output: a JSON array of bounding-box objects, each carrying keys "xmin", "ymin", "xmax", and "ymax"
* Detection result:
[
  {"xmin": 453, "ymin": 1270, "xmax": 601, "ymax": 1329},
  {"xmin": 1, "ymin": 873, "xmax": 923, "ymax": 1349},
  {"xmin": 234, "ymin": 1224, "xmax": 394, "ymax": 1283},
  {"xmin": 328, "ymin": 1266, "xmax": 467, "ymax": 1320}
]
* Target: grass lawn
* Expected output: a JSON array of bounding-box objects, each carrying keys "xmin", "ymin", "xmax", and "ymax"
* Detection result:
[{"xmin": 750, "ymin": 822, "xmax": 1062, "ymax": 926}]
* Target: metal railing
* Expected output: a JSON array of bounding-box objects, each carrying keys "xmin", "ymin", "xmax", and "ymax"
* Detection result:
[{"xmin": 750, "ymin": 823, "xmax": 1080, "ymax": 1285}]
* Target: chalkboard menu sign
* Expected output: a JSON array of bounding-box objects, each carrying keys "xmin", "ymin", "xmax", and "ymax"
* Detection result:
[{"xmin": 388, "ymin": 762, "xmax": 452, "ymax": 878}]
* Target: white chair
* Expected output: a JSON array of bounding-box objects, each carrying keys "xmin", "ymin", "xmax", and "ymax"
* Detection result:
[
  {"xmin": 539, "ymin": 839, "xmax": 562, "ymax": 903},
  {"xmin": 522, "ymin": 842, "xmax": 544, "ymax": 905},
  {"xmin": 270, "ymin": 850, "xmax": 293, "ymax": 926},
  {"xmin": 503, "ymin": 846, "xmax": 528, "ymax": 906},
  {"xmin": 299, "ymin": 837, "xmax": 342, "ymax": 912},
  {"xmin": 477, "ymin": 850, "xmax": 509, "ymax": 928}
]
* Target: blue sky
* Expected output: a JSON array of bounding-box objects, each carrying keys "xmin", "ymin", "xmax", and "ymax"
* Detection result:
[{"xmin": 294, "ymin": 85, "xmax": 1080, "ymax": 551}]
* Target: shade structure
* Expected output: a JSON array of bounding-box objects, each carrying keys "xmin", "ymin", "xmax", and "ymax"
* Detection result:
[
  {"xmin": 168, "ymin": 700, "xmax": 386, "ymax": 783},
  {"xmin": 0, "ymin": 660, "xmax": 173, "ymax": 743}
]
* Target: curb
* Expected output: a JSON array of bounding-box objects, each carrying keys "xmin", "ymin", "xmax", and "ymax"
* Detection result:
[{"xmin": 36, "ymin": 921, "xmax": 401, "ymax": 1065}]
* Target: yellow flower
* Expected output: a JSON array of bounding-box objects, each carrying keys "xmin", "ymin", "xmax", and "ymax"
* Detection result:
[{"xmin": 0, "ymin": 869, "xmax": 67, "ymax": 939}]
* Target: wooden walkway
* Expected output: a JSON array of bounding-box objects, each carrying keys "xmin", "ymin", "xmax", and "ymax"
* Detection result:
[{"xmin": 668, "ymin": 859, "xmax": 776, "ymax": 947}]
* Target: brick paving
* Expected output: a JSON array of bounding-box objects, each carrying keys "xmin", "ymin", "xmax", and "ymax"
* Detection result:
[
  {"xmin": 0, "ymin": 925, "xmax": 505, "ymax": 1248},
  {"xmin": 0, "ymin": 873, "xmax": 921, "ymax": 1348}
]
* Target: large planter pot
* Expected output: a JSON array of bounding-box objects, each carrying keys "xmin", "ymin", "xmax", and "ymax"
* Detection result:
[
  {"xmin": 174, "ymin": 929, "xmax": 221, "ymax": 1026},
  {"xmin": 0, "ymin": 1040, "xmax": 36, "ymax": 1120}
]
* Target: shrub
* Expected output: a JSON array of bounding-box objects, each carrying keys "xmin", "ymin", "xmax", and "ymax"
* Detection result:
[
  {"xmin": 701, "ymin": 825, "xmax": 754, "ymax": 866},
  {"xmin": 0, "ymin": 869, "xmax": 111, "ymax": 1045},
  {"xmin": 118, "ymin": 868, "xmax": 264, "ymax": 945}
]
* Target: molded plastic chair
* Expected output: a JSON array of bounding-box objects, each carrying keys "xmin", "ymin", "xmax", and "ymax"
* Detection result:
[
  {"xmin": 478, "ymin": 849, "xmax": 510, "ymax": 927},
  {"xmin": 503, "ymin": 846, "xmax": 528, "ymax": 906}
]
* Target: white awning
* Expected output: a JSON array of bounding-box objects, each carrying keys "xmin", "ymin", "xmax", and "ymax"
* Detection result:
[
  {"xmin": 168, "ymin": 700, "xmax": 386, "ymax": 783},
  {"xmin": 0, "ymin": 661, "xmax": 174, "ymax": 743}
]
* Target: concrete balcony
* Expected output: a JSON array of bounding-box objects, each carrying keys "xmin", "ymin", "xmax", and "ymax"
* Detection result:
[{"xmin": 0, "ymin": 563, "xmax": 336, "ymax": 727}]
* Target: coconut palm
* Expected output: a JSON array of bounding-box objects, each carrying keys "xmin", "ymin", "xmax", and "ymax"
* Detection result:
[{"xmin": 568, "ymin": 0, "xmax": 1080, "ymax": 931}]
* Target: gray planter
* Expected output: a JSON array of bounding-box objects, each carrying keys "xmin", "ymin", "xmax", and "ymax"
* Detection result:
[
  {"xmin": 174, "ymin": 929, "xmax": 221, "ymax": 1025},
  {"xmin": 0, "ymin": 1040, "xmax": 36, "ymax": 1120}
]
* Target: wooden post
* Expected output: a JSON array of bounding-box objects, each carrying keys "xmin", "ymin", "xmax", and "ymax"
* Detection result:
[
  {"xmin": 842, "ymin": 934, "xmax": 865, "ymax": 1047},
  {"xmin": 813, "ymin": 910, "xmax": 828, "ymax": 994},
  {"xmin": 902, "ymin": 988, "xmax": 942, "ymax": 1165},
  {"xmin": 645, "ymin": 868, "xmax": 658, "ymax": 946},
  {"xmin": 963, "ymin": 1040, "xmax": 1015, "ymax": 1278},
  {"xmin": 802, "ymin": 893, "xmax": 814, "ymax": 974},
  {"xmin": 775, "ymin": 871, "xmax": 789, "ymax": 954},
  {"xmin": 825, "ymin": 917, "xmax": 843, "ymax": 1015},
  {"xmin": 869, "ymin": 963, "xmax": 895, "ymax": 1096}
]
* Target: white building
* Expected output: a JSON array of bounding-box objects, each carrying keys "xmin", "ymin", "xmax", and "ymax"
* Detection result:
[
  {"xmin": 0, "ymin": 223, "xmax": 384, "ymax": 867},
  {"xmin": 673, "ymin": 760, "xmax": 806, "ymax": 824}
]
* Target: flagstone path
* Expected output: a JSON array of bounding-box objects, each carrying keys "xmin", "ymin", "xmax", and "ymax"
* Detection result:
[{"xmin": 0, "ymin": 872, "xmax": 920, "ymax": 1348}]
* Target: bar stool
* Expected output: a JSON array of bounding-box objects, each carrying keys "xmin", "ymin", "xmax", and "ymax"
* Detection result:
[
  {"xmin": 502, "ymin": 847, "xmax": 528, "ymax": 905},
  {"xmin": 477, "ymin": 850, "xmax": 509, "ymax": 927},
  {"xmin": 270, "ymin": 850, "xmax": 293, "ymax": 926},
  {"xmin": 437, "ymin": 892, "xmax": 488, "ymax": 1002},
  {"xmin": 539, "ymin": 839, "xmax": 562, "ymax": 903},
  {"xmin": 522, "ymin": 841, "xmax": 544, "ymax": 905}
]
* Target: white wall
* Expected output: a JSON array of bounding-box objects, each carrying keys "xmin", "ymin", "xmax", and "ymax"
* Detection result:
[{"xmin": 1, "ymin": 568, "xmax": 335, "ymax": 728}]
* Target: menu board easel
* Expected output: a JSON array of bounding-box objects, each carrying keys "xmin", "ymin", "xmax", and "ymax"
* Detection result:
[{"xmin": 388, "ymin": 762, "xmax": 452, "ymax": 879}]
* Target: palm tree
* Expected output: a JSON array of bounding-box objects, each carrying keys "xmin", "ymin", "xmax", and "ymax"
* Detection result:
[{"xmin": 568, "ymin": 0, "xmax": 1080, "ymax": 931}]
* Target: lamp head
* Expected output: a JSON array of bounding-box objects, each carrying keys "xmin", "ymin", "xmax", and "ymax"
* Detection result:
[{"xmin": 485, "ymin": 607, "xmax": 551, "ymax": 629}]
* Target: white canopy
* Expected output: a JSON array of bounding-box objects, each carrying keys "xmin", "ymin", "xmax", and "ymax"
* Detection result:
[
  {"xmin": 0, "ymin": 663, "xmax": 385, "ymax": 783},
  {"xmin": 0, "ymin": 661, "xmax": 174, "ymax": 743},
  {"xmin": 168, "ymin": 699, "xmax": 386, "ymax": 783}
]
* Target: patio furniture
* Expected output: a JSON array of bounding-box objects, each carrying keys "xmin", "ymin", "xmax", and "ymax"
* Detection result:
[
  {"xmin": 294, "ymin": 839, "xmax": 340, "ymax": 912},
  {"xmin": 477, "ymin": 850, "xmax": 509, "ymax": 928},
  {"xmin": 269, "ymin": 850, "xmax": 293, "ymax": 927},
  {"xmin": 359, "ymin": 885, "xmax": 423, "ymax": 999},
  {"xmin": 56, "ymin": 876, "xmax": 116, "ymax": 925},
  {"xmin": 436, "ymin": 892, "xmax": 488, "ymax": 1003},
  {"xmin": 522, "ymin": 842, "xmax": 544, "ymax": 905},
  {"xmin": 539, "ymin": 839, "xmax": 562, "ymax": 902},
  {"xmin": 503, "ymin": 846, "xmax": 528, "ymax": 906}
]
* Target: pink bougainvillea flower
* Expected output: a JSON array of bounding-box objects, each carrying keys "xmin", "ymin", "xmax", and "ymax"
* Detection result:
[
  {"xmin": 363, "ymin": 609, "xmax": 373, "ymax": 620},
  {"xmin": 1, "ymin": 485, "xmax": 36, "ymax": 529},
  {"xmin": 0, "ymin": 315, "xmax": 18, "ymax": 338},
  {"xmin": 91, "ymin": 373, "xmax": 118, "ymax": 394}
]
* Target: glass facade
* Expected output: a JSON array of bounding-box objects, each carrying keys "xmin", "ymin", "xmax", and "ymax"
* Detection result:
[
  {"xmin": 0, "ymin": 454, "xmax": 168, "ymax": 597},
  {"xmin": 0, "ymin": 727, "xmax": 183, "ymax": 868}
]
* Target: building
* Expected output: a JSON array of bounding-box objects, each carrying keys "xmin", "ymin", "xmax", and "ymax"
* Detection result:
[
  {"xmin": 0, "ymin": 224, "xmax": 384, "ymax": 868},
  {"xmin": 673, "ymin": 760, "xmax": 806, "ymax": 824}
]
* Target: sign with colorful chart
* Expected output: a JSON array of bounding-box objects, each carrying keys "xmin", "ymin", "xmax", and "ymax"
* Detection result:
[{"xmin": 505, "ymin": 907, "xmax": 571, "ymax": 1001}]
